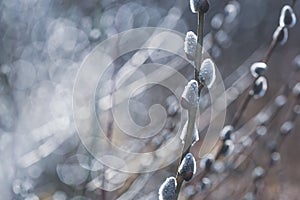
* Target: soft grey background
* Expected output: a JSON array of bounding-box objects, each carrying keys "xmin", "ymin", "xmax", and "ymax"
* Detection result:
[{"xmin": 0, "ymin": 0, "xmax": 299, "ymax": 199}]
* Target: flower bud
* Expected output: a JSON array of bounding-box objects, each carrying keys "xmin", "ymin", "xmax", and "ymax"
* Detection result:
[
  {"xmin": 241, "ymin": 136, "xmax": 253, "ymax": 148},
  {"xmin": 199, "ymin": 154, "xmax": 214, "ymax": 171},
  {"xmin": 252, "ymin": 166, "xmax": 265, "ymax": 181},
  {"xmin": 211, "ymin": 13, "xmax": 224, "ymax": 30},
  {"xmin": 190, "ymin": 0, "xmax": 210, "ymax": 14},
  {"xmin": 280, "ymin": 121, "xmax": 294, "ymax": 135},
  {"xmin": 181, "ymin": 80, "xmax": 199, "ymax": 109},
  {"xmin": 274, "ymin": 95, "xmax": 287, "ymax": 107},
  {"xmin": 293, "ymin": 105, "xmax": 300, "ymax": 115},
  {"xmin": 256, "ymin": 125, "xmax": 267, "ymax": 137},
  {"xmin": 250, "ymin": 76, "xmax": 267, "ymax": 99},
  {"xmin": 250, "ymin": 62, "xmax": 268, "ymax": 78},
  {"xmin": 220, "ymin": 139, "xmax": 234, "ymax": 157},
  {"xmin": 273, "ymin": 26, "xmax": 288, "ymax": 45},
  {"xmin": 292, "ymin": 82, "xmax": 300, "ymax": 97},
  {"xmin": 279, "ymin": 5, "xmax": 297, "ymax": 28},
  {"xmin": 213, "ymin": 160, "xmax": 225, "ymax": 173},
  {"xmin": 219, "ymin": 125, "xmax": 234, "ymax": 141},
  {"xmin": 178, "ymin": 153, "xmax": 196, "ymax": 182},
  {"xmin": 198, "ymin": 58, "xmax": 216, "ymax": 89},
  {"xmin": 200, "ymin": 177, "xmax": 212, "ymax": 191},
  {"xmin": 158, "ymin": 177, "xmax": 177, "ymax": 200},
  {"xmin": 292, "ymin": 55, "xmax": 300, "ymax": 71},
  {"xmin": 270, "ymin": 152, "xmax": 281, "ymax": 166},
  {"xmin": 184, "ymin": 31, "xmax": 197, "ymax": 61}
]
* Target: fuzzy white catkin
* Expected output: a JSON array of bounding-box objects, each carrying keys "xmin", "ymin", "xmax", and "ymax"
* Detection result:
[
  {"xmin": 190, "ymin": 0, "xmax": 200, "ymax": 13},
  {"xmin": 219, "ymin": 125, "xmax": 234, "ymax": 141},
  {"xmin": 273, "ymin": 26, "xmax": 288, "ymax": 45},
  {"xmin": 200, "ymin": 177, "xmax": 212, "ymax": 191},
  {"xmin": 184, "ymin": 31, "xmax": 197, "ymax": 61},
  {"xmin": 181, "ymin": 80, "xmax": 199, "ymax": 109},
  {"xmin": 198, "ymin": 58, "xmax": 216, "ymax": 88},
  {"xmin": 158, "ymin": 177, "xmax": 177, "ymax": 200},
  {"xmin": 274, "ymin": 95, "xmax": 287, "ymax": 107},
  {"xmin": 213, "ymin": 160, "xmax": 225, "ymax": 173},
  {"xmin": 178, "ymin": 153, "xmax": 196, "ymax": 181},
  {"xmin": 256, "ymin": 125, "xmax": 267, "ymax": 137},
  {"xmin": 250, "ymin": 62, "xmax": 268, "ymax": 78},
  {"xmin": 199, "ymin": 154, "xmax": 214, "ymax": 170},
  {"xmin": 280, "ymin": 121, "xmax": 294, "ymax": 135},
  {"xmin": 190, "ymin": 0, "xmax": 209, "ymax": 13},
  {"xmin": 293, "ymin": 105, "xmax": 300, "ymax": 115},
  {"xmin": 251, "ymin": 76, "xmax": 268, "ymax": 99},
  {"xmin": 221, "ymin": 139, "xmax": 235, "ymax": 157},
  {"xmin": 271, "ymin": 152, "xmax": 281, "ymax": 163},
  {"xmin": 279, "ymin": 5, "xmax": 297, "ymax": 28},
  {"xmin": 293, "ymin": 55, "xmax": 300, "ymax": 70},
  {"xmin": 252, "ymin": 166, "xmax": 265, "ymax": 180},
  {"xmin": 292, "ymin": 82, "xmax": 300, "ymax": 97},
  {"xmin": 241, "ymin": 136, "xmax": 253, "ymax": 148}
]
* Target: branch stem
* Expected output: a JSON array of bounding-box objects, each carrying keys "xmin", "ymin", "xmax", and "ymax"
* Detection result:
[
  {"xmin": 231, "ymin": 93, "xmax": 252, "ymax": 127},
  {"xmin": 175, "ymin": 11, "xmax": 206, "ymax": 199},
  {"xmin": 175, "ymin": 105, "xmax": 197, "ymax": 198},
  {"xmin": 261, "ymin": 39, "xmax": 277, "ymax": 63},
  {"xmin": 195, "ymin": 12, "xmax": 205, "ymax": 87}
]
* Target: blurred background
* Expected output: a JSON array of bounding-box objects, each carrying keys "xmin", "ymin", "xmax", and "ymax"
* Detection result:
[{"xmin": 0, "ymin": 0, "xmax": 299, "ymax": 199}]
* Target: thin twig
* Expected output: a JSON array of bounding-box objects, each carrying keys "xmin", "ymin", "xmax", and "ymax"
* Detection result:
[
  {"xmin": 195, "ymin": 12, "xmax": 205, "ymax": 88},
  {"xmin": 261, "ymin": 39, "xmax": 278, "ymax": 63},
  {"xmin": 191, "ymin": 84, "xmax": 290, "ymax": 200},
  {"xmin": 175, "ymin": 107, "xmax": 197, "ymax": 198},
  {"xmin": 175, "ymin": 6, "xmax": 206, "ymax": 199}
]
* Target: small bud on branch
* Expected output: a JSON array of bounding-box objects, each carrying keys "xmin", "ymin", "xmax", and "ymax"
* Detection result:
[
  {"xmin": 178, "ymin": 153, "xmax": 196, "ymax": 182},
  {"xmin": 184, "ymin": 31, "xmax": 197, "ymax": 61},
  {"xmin": 190, "ymin": 0, "xmax": 210, "ymax": 14},
  {"xmin": 279, "ymin": 5, "xmax": 297, "ymax": 28},
  {"xmin": 198, "ymin": 58, "xmax": 216, "ymax": 89},
  {"xmin": 159, "ymin": 177, "xmax": 177, "ymax": 200}
]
